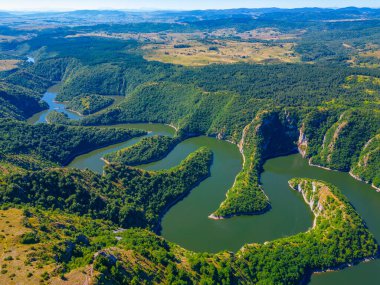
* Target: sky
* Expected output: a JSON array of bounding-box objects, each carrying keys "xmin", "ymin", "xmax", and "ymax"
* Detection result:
[{"xmin": 0, "ymin": 0, "xmax": 379, "ymax": 12}]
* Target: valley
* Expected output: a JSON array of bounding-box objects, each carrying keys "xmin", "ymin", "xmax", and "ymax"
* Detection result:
[
  {"xmin": 0, "ymin": 6, "xmax": 379, "ymax": 285},
  {"xmin": 26, "ymin": 87, "xmax": 380, "ymax": 284}
]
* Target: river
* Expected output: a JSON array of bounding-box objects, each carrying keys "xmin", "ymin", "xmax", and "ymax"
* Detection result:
[
  {"xmin": 30, "ymin": 89, "xmax": 380, "ymax": 284},
  {"xmin": 27, "ymin": 85, "xmax": 125, "ymax": 124},
  {"xmin": 27, "ymin": 85, "xmax": 81, "ymax": 124}
]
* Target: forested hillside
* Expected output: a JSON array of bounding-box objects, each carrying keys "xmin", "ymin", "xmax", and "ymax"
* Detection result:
[
  {"xmin": 76, "ymin": 62, "xmax": 379, "ymax": 213},
  {"xmin": 0, "ymin": 119, "xmax": 145, "ymax": 167},
  {"xmin": 1, "ymin": 14, "xmax": 378, "ymax": 217},
  {"xmin": 1, "ymin": 147, "xmax": 212, "ymax": 229},
  {"xmin": 310, "ymin": 110, "xmax": 379, "ymax": 171},
  {"xmin": 83, "ymin": 179, "xmax": 379, "ymax": 284},
  {"xmin": 104, "ymin": 135, "xmax": 180, "ymax": 166},
  {"xmin": 0, "ymin": 178, "xmax": 376, "ymax": 284},
  {"xmin": 66, "ymin": 94, "xmax": 114, "ymax": 115},
  {"xmin": 350, "ymin": 134, "xmax": 380, "ymax": 189},
  {"xmin": 0, "ymin": 82, "xmax": 47, "ymax": 120}
]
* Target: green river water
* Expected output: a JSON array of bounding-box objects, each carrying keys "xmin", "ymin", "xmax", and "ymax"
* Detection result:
[{"xmin": 33, "ymin": 90, "xmax": 380, "ymax": 284}]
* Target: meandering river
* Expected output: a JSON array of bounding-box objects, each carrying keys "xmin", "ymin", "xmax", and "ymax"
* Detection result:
[
  {"xmin": 27, "ymin": 85, "xmax": 81, "ymax": 124},
  {"xmin": 30, "ymin": 89, "xmax": 380, "ymax": 284}
]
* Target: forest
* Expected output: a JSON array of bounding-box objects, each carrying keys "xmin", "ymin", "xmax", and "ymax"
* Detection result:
[
  {"xmin": 66, "ymin": 94, "xmax": 114, "ymax": 115},
  {"xmin": 0, "ymin": 119, "xmax": 145, "ymax": 166},
  {"xmin": 104, "ymin": 135, "xmax": 180, "ymax": 166},
  {"xmin": 0, "ymin": 81, "xmax": 47, "ymax": 120},
  {"xmin": 75, "ymin": 63, "xmax": 379, "ymax": 215},
  {"xmin": 0, "ymin": 147, "xmax": 212, "ymax": 229}
]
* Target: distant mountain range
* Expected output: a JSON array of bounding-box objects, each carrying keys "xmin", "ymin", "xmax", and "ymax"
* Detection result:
[{"xmin": 1, "ymin": 7, "xmax": 380, "ymax": 24}]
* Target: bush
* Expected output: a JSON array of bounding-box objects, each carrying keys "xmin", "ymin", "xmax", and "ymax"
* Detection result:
[{"xmin": 20, "ymin": 232, "xmax": 40, "ymax": 244}]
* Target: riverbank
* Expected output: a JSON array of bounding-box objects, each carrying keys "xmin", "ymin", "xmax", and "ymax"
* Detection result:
[
  {"xmin": 308, "ymin": 158, "xmax": 379, "ymax": 192},
  {"xmin": 62, "ymin": 132, "xmax": 147, "ymax": 166},
  {"xmin": 208, "ymin": 205, "xmax": 271, "ymax": 220},
  {"xmin": 64, "ymin": 107, "xmax": 84, "ymax": 117},
  {"xmin": 312, "ymin": 257, "xmax": 376, "ymax": 275},
  {"xmin": 288, "ymin": 178, "xmax": 379, "ymax": 282},
  {"xmin": 165, "ymin": 123, "xmax": 179, "ymax": 132}
]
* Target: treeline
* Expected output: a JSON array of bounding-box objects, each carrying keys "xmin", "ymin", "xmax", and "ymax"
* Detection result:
[
  {"xmin": 5, "ymin": 70, "xmax": 51, "ymax": 94},
  {"xmin": 18, "ymin": 36, "xmax": 175, "ymax": 102},
  {"xmin": 171, "ymin": 63, "xmax": 380, "ymax": 107},
  {"xmin": 57, "ymin": 60, "xmax": 174, "ymax": 101},
  {"xmin": 27, "ymin": 36, "xmax": 140, "ymax": 66},
  {"xmin": 80, "ymin": 82, "xmax": 204, "ymax": 127},
  {"xmin": 27, "ymin": 57, "xmax": 80, "ymax": 82}
]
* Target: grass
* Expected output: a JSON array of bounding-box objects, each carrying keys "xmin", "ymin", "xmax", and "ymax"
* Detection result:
[
  {"xmin": 360, "ymin": 49, "xmax": 380, "ymax": 59},
  {"xmin": 68, "ymin": 30, "xmax": 301, "ymax": 66},
  {"xmin": 349, "ymin": 44, "xmax": 380, "ymax": 68},
  {"xmin": 0, "ymin": 207, "xmax": 117, "ymax": 285},
  {"xmin": 143, "ymin": 40, "xmax": 299, "ymax": 66},
  {"xmin": 0, "ymin": 60, "xmax": 20, "ymax": 72},
  {"xmin": 209, "ymin": 27, "xmax": 304, "ymax": 41},
  {"xmin": 0, "ymin": 209, "xmax": 55, "ymax": 285}
]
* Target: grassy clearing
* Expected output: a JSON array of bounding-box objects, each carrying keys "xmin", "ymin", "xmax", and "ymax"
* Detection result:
[
  {"xmin": 348, "ymin": 43, "xmax": 380, "ymax": 68},
  {"xmin": 0, "ymin": 209, "xmax": 54, "ymax": 285},
  {"xmin": 143, "ymin": 40, "xmax": 299, "ymax": 66},
  {"xmin": 0, "ymin": 60, "xmax": 20, "ymax": 72},
  {"xmin": 209, "ymin": 27, "xmax": 304, "ymax": 41},
  {"xmin": 68, "ymin": 28, "xmax": 301, "ymax": 43},
  {"xmin": 68, "ymin": 29, "xmax": 300, "ymax": 66},
  {"xmin": 0, "ymin": 207, "xmax": 116, "ymax": 285}
]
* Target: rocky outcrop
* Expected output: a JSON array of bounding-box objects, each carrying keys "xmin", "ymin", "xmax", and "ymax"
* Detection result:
[
  {"xmin": 310, "ymin": 109, "xmax": 379, "ymax": 173},
  {"xmin": 298, "ymin": 123, "xmax": 308, "ymax": 157},
  {"xmin": 350, "ymin": 134, "xmax": 380, "ymax": 191}
]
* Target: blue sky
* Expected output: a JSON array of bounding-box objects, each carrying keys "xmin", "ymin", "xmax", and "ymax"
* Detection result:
[{"xmin": 0, "ymin": 0, "xmax": 379, "ymax": 11}]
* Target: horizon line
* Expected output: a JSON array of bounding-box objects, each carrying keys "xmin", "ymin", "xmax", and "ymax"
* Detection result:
[{"xmin": 1, "ymin": 6, "xmax": 380, "ymax": 13}]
